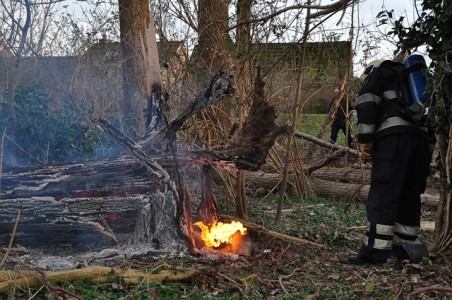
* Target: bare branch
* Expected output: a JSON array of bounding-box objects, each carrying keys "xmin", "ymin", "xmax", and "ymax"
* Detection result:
[
  {"xmin": 406, "ymin": 286, "xmax": 452, "ymax": 300},
  {"xmin": 174, "ymin": 0, "xmax": 198, "ymax": 31},
  {"xmin": 227, "ymin": 0, "xmax": 355, "ymax": 32},
  {"xmin": 294, "ymin": 131, "xmax": 359, "ymax": 157},
  {"xmin": 30, "ymin": 0, "xmax": 67, "ymax": 5},
  {"xmin": 16, "ymin": 0, "xmax": 31, "ymax": 64}
]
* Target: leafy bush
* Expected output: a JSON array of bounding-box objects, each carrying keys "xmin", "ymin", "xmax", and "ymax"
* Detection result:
[{"xmin": 0, "ymin": 85, "xmax": 125, "ymax": 165}]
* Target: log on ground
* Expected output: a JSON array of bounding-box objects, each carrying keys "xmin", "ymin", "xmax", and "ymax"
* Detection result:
[
  {"xmin": 240, "ymin": 171, "xmax": 439, "ymax": 209},
  {"xmin": 311, "ymin": 166, "xmax": 439, "ymax": 189},
  {"xmin": 0, "ymin": 266, "xmax": 199, "ymax": 294},
  {"xmin": 0, "ymin": 158, "xmax": 187, "ymax": 256}
]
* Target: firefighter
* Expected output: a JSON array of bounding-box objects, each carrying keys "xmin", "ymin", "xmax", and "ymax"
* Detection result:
[{"xmin": 348, "ymin": 58, "xmax": 432, "ymax": 265}]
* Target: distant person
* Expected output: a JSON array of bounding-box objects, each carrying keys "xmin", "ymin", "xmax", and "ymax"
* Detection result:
[{"xmin": 329, "ymin": 87, "xmax": 353, "ymax": 146}]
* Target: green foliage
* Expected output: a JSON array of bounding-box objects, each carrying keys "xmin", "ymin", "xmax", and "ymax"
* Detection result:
[
  {"xmin": 0, "ymin": 86, "xmax": 90, "ymax": 165},
  {"xmin": 379, "ymin": 0, "xmax": 452, "ymax": 133},
  {"xmin": 0, "ymin": 195, "xmax": 448, "ymax": 299},
  {"xmin": 242, "ymin": 193, "xmax": 366, "ymax": 247},
  {"xmin": 0, "ymin": 279, "xmax": 230, "ymax": 300},
  {"xmin": 299, "ymin": 114, "xmax": 325, "ymax": 136},
  {"xmin": 0, "ymin": 85, "xmax": 132, "ymax": 165}
]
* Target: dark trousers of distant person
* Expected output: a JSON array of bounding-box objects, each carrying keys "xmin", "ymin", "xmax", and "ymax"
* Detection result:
[{"xmin": 330, "ymin": 123, "xmax": 353, "ymax": 146}]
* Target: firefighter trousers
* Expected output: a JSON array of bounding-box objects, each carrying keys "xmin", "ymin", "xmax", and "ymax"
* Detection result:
[{"xmin": 364, "ymin": 132, "xmax": 430, "ymax": 251}]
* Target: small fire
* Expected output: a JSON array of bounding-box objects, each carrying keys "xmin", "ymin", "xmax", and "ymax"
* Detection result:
[{"xmin": 194, "ymin": 221, "xmax": 247, "ymax": 248}]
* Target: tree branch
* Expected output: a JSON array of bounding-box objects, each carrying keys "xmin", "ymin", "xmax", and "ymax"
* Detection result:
[
  {"xmin": 227, "ymin": 0, "xmax": 355, "ymax": 32},
  {"xmin": 294, "ymin": 131, "xmax": 359, "ymax": 157},
  {"xmin": 16, "ymin": 0, "xmax": 31, "ymax": 65},
  {"xmin": 406, "ymin": 286, "xmax": 452, "ymax": 300}
]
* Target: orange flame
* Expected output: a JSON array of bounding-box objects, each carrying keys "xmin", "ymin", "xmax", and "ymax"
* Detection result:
[{"xmin": 194, "ymin": 221, "xmax": 247, "ymax": 247}]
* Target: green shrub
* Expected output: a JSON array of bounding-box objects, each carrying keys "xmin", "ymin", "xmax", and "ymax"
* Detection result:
[{"xmin": 0, "ymin": 85, "xmax": 129, "ymax": 165}]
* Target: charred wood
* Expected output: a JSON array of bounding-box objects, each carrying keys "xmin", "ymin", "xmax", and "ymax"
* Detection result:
[
  {"xmin": 0, "ymin": 70, "xmax": 287, "ymax": 263},
  {"xmin": 97, "ymin": 117, "xmax": 270, "ymax": 172},
  {"xmin": 0, "ymin": 159, "xmax": 186, "ymax": 256},
  {"xmin": 138, "ymin": 71, "xmax": 234, "ymax": 153},
  {"xmin": 197, "ymin": 165, "xmax": 218, "ymax": 225},
  {"xmin": 224, "ymin": 68, "xmax": 288, "ymax": 169},
  {"xmin": 96, "ymin": 71, "xmax": 284, "ymax": 172}
]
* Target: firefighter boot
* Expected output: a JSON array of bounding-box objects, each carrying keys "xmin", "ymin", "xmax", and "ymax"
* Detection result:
[
  {"xmin": 393, "ymin": 241, "xmax": 429, "ymax": 263},
  {"xmin": 348, "ymin": 245, "xmax": 391, "ymax": 265},
  {"xmin": 392, "ymin": 244, "xmax": 408, "ymax": 261}
]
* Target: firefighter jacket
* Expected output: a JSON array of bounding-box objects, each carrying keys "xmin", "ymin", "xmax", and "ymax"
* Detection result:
[{"xmin": 356, "ymin": 60, "xmax": 428, "ymax": 144}]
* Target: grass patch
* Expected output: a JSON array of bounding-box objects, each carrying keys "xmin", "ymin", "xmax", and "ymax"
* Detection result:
[
  {"xmin": 299, "ymin": 114, "xmax": 326, "ymax": 136},
  {"xmin": 245, "ymin": 194, "xmax": 366, "ymax": 247},
  {"xmin": 298, "ymin": 113, "xmax": 357, "ymax": 146}
]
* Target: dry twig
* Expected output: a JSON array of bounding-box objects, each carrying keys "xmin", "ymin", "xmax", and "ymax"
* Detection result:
[
  {"xmin": 395, "ymin": 283, "xmax": 405, "ymax": 300},
  {"xmin": 220, "ymin": 215, "xmax": 326, "ymax": 249},
  {"xmin": 0, "ymin": 210, "xmax": 21, "ymax": 268},
  {"xmin": 33, "ymin": 268, "xmax": 84, "ymax": 300},
  {"xmin": 278, "ymin": 267, "xmax": 302, "ymax": 296},
  {"xmin": 218, "ymin": 273, "xmax": 248, "ymax": 299},
  {"xmin": 406, "ymin": 286, "xmax": 452, "ymax": 300}
]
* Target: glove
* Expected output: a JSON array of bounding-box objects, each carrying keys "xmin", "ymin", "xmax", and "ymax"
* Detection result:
[{"xmin": 359, "ymin": 143, "xmax": 373, "ymax": 162}]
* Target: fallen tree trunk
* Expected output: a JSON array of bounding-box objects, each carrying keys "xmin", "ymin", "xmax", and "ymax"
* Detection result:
[
  {"xmin": 310, "ymin": 177, "xmax": 369, "ymax": 201},
  {"xmin": 0, "ymin": 158, "xmax": 186, "ymax": 257},
  {"xmin": 0, "ymin": 149, "xmax": 272, "ymax": 257},
  {"xmin": 311, "ymin": 167, "xmax": 439, "ymax": 189},
  {"xmin": 240, "ymin": 171, "xmax": 439, "ymax": 210},
  {"xmin": 311, "ymin": 167, "xmax": 370, "ymax": 184},
  {"xmin": 295, "ymin": 131, "xmax": 439, "ymax": 189},
  {"xmin": 311, "ymin": 178, "xmax": 438, "ymax": 210}
]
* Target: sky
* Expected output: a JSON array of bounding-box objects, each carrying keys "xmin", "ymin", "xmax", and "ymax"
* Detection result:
[
  {"xmin": 361, "ymin": 0, "xmax": 416, "ymax": 16},
  {"xmin": 335, "ymin": 0, "xmax": 422, "ymax": 74}
]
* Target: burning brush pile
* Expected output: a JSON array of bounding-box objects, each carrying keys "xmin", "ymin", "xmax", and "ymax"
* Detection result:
[{"xmin": 0, "ymin": 71, "xmax": 286, "ymax": 269}]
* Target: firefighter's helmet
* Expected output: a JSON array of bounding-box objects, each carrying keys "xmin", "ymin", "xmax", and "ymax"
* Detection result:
[{"xmin": 361, "ymin": 59, "xmax": 383, "ymax": 81}]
